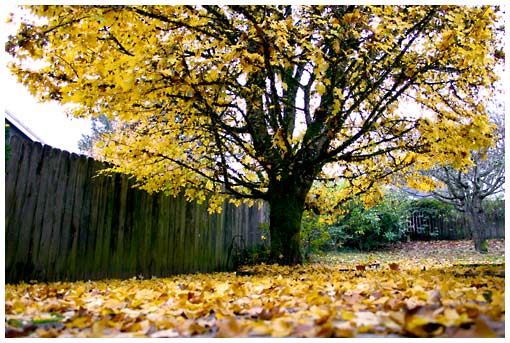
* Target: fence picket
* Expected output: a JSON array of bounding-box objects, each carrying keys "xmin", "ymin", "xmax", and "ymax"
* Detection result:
[
  {"xmin": 6, "ymin": 137, "xmax": 269, "ymax": 282},
  {"xmin": 406, "ymin": 210, "xmax": 504, "ymax": 241}
]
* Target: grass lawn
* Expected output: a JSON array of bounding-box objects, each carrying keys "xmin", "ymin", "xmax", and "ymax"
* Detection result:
[{"xmin": 5, "ymin": 239, "xmax": 505, "ymax": 338}]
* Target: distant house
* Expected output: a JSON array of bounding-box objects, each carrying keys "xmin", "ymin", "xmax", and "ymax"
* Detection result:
[{"xmin": 5, "ymin": 110, "xmax": 46, "ymax": 144}]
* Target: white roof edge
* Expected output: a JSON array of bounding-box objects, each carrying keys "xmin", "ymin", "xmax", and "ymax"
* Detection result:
[{"xmin": 4, "ymin": 109, "xmax": 46, "ymax": 144}]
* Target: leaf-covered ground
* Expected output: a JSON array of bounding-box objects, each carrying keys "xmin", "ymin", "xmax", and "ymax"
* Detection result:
[{"xmin": 5, "ymin": 240, "xmax": 505, "ymax": 338}]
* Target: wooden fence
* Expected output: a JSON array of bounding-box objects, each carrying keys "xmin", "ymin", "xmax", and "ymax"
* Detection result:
[
  {"xmin": 5, "ymin": 135, "xmax": 268, "ymax": 283},
  {"xmin": 405, "ymin": 210, "xmax": 504, "ymax": 241}
]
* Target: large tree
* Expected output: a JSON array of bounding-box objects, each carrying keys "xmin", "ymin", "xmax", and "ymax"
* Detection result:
[{"xmin": 6, "ymin": 5, "xmax": 502, "ymax": 264}]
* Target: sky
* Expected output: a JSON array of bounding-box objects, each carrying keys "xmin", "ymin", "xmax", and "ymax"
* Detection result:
[{"xmin": 1, "ymin": 4, "xmax": 91, "ymax": 154}]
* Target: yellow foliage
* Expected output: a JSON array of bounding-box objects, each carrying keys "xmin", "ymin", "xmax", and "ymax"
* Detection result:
[{"xmin": 5, "ymin": 5, "xmax": 502, "ymax": 215}]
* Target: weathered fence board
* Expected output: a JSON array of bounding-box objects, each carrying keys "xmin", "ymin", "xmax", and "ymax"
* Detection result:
[{"xmin": 5, "ymin": 135, "xmax": 268, "ymax": 283}]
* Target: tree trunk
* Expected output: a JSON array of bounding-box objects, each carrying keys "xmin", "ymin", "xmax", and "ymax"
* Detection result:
[
  {"xmin": 466, "ymin": 198, "xmax": 488, "ymax": 253},
  {"xmin": 471, "ymin": 226, "xmax": 487, "ymax": 253},
  {"xmin": 267, "ymin": 178, "xmax": 311, "ymax": 265}
]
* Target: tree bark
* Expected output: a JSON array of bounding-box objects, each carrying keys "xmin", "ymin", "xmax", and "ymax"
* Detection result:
[
  {"xmin": 267, "ymin": 177, "xmax": 312, "ymax": 265},
  {"xmin": 465, "ymin": 198, "xmax": 488, "ymax": 253}
]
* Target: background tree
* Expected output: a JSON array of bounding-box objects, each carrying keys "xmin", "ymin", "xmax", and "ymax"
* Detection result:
[
  {"xmin": 409, "ymin": 100, "xmax": 504, "ymax": 252},
  {"xmin": 78, "ymin": 114, "xmax": 114, "ymax": 157},
  {"xmin": 6, "ymin": 5, "xmax": 503, "ymax": 264}
]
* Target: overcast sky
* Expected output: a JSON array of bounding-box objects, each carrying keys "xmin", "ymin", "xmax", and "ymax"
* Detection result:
[{"xmin": 1, "ymin": 4, "xmax": 91, "ymax": 154}]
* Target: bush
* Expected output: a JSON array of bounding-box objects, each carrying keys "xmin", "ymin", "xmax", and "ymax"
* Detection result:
[
  {"xmin": 301, "ymin": 212, "xmax": 330, "ymax": 259},
  {"xmin": 483, "ymin": 197, "xmax": 504, "ymax": 217},
  {"xmin": 408, "ymin": 198, "xmax": 454, "ymax": 217},
  {"xmin": 327, "ymin": 194, "xmax": 409, "ymax": 251}
]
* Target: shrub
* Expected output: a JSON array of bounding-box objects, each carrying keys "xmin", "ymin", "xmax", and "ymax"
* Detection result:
[
  {"xmin": 483, "ymin": 197, "xmax": 504, "ymax": 217},
  {"xmin": 327, "ymin": 193, "xmax": 409, "ymax": 251},
  {"xmin": 301, "ymin": 212, "xmax": 330, "ymax": 259},
  {"xmin": 408, "ymin": 198, "xmax": 455, "ymax": 217}
]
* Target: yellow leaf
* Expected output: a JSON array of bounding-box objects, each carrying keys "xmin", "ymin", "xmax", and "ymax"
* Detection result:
[
  {"xmin": 216, "ymin": 318, "xmax": 249, "ymax": 338},
  {"xmin": 271, "ymin": 318, "xmax": 293, "ymax": 337},
  {"xmin": 316, "ymin": 83, "xmax": 326, "ymax": 95},
  {"xmin": 68, "ymin": 316, "xmax": 91, "ymax": 329}
]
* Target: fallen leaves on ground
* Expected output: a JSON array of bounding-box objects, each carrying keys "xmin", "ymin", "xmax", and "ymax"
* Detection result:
[
  {"xmin": 316, "ymin": 239, "xmax": 505, "ymax": 267},
  {"xmin": 5, "ymin": 240, "xmax": 505, "ymax": 338}
]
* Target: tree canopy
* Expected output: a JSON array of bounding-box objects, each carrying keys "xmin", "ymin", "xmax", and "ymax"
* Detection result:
[{"xmin": 6, "ymin": 5, "xmax": 503, "ymax": 264}]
